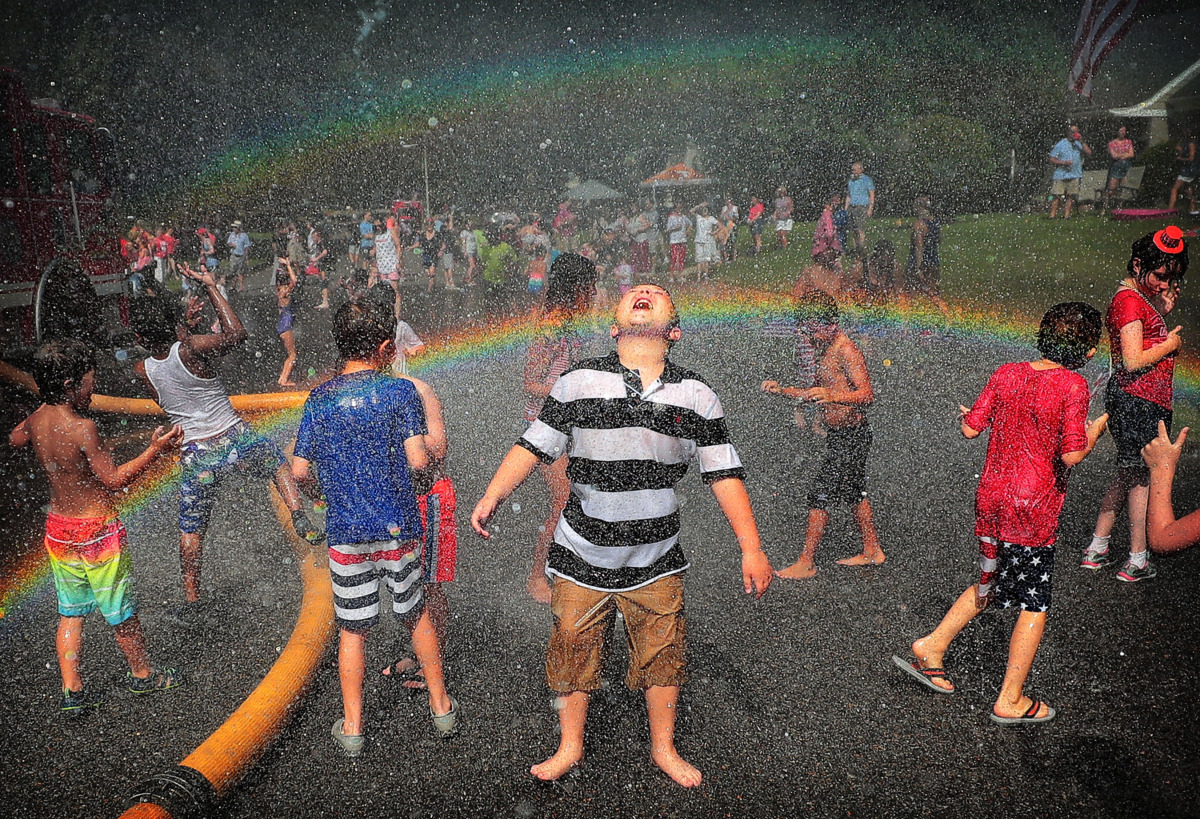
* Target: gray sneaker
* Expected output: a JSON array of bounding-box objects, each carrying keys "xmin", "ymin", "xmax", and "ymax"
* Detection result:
[
  {"xmin": 1116, "ymin": 559, "xmax": 1157, "ymax": 583},
  {"xmin": 1080, "ymin": 547, "xmax": 1113, "ymax": 570}
]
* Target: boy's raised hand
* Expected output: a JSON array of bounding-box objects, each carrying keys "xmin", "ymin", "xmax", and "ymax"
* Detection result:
[
  {"xmin": 1143, "ymin": 420, "xmax": 1188, "ymax": 473},
  {"xmin": 181, "ymin": 263, "xmax": 217, "ymax": 289}
]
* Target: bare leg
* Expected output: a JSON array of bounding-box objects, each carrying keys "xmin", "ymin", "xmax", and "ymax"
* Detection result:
[
  {"xmin": 532, "ymin": 691, "xmax": 588, "ymax": 781},
  {"xmin": 775, "ymin": 508, "xmax": 827, "ymax": 579},
  {"xmin": 278, "ymin": 330, "xmax": 297, "ymax": 386},
  {"xmin": 1093, "ymin": 470, "xmax": 1130, "ymax": 540},
  {"xmin": 408, "ymin": 608, "xmax": 452, "ymax": 716},
  {"xmin": 993, "ymin": 610, "xmax": 1050, "ymax": 719},
  {"xmin": 338, "ymin": 628, "xmax": 366, "ymax": 736},
  {"xmin": 1128, "ymin": 482, "xmax": 1150, "ymax": 556},
  {"xmin": 646, "ymin": 685, "xmax": 702, "ymax": 787},
  {"xmin": 1048, "ymin": 197, "xmax": 1060, "ymax": 219},
  {"xmin": 273, "ymin": 462, "xmax": 305, "ymax": 512},
  {"xmin": 180, "ymin": 531, "xmax": 202, "ymax": 603},
  {"xmin": 1064, "ymin": 197, "xmax": 1074, "ymax": 219},
  {"xmin": 424, "ymin": 582, "xmax": 449, "ymax": 648},
  {"xmin": 529, "ymin": 458, "xmax": 569, "ymax": 604},
  {"xmin": 1169, "ymin": 181, "xmax": 1181, "ymax": 210},
  {"xmin": 113, "ymin": 615, "xmax": 153, "ymax": 678},
  {"xmin": 910, "ymin": 584, "xmax": 990, "ymax": 692},
  {"xmin": 837, "ymin": 499, "xmax": 886, "ymax": 566},
  {"xmin": 57, "ymin": 615, "xmax": 86, "ymax": 691}
]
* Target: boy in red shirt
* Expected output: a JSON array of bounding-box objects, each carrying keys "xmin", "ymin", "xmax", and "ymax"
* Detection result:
[{"xmin": 893, "ymin": 303, "xmax": 1108, "ymax": 725}]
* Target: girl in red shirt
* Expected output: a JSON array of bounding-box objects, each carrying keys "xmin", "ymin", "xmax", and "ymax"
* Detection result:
[{"xmin": 1083, "ymin": 227, "xmax": 1188, "ymax": 582}]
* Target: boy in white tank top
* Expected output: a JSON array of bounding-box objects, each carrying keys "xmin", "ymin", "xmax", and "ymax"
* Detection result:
[{"xmin": 132, "ymin": 263, "xmax": 324, "ymax": 625}]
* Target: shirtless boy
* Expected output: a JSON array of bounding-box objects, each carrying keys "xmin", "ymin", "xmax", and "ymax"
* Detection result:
[
  {"xmin": 11, "ymin": 340, "xmax": 184, "ymax": 716},
  {"xmin": 766, "ymin": 290, "xmax": 885, "ymax": 577}
]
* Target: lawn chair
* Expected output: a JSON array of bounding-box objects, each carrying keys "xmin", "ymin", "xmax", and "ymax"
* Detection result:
[{"xmin": 1096, "ymin": 165, "xmax": 1145, "ymax": 210}]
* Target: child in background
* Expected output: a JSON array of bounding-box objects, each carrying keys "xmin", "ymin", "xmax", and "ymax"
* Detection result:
[
  {"xmin": 1082, "ymin": 227, "xmax": 1187, "ymax": 581},
  {"xmin": 274, "ymin": 258, "xmax": 299, "ymax": 387},
  {"xmin": 613, "ymin": 254, "xmax": 634, "ymax": 296},
  {"xmin": 766, "ymin": 291, "xmax": 885, "ymax": 577},
  {"xmin": 10, "ymin": 340, "xmax": 184, "ymax": 716},
  {"xmin": 893, "ymin": 302, "xmax": 1108, "ymax": 725}
]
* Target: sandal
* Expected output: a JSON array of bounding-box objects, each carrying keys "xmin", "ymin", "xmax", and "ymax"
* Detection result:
[
  {"xmin": 128, "ymin": 667, "xmax": 184, "ymax": 695},
  {"xmin": 891, "ymin": 655, "xmax": 955, "ymax": 695},
  {"xmin": 430, "ymin": 696, "xmax": 459, "ymax": 738},
  {"xmin": 382, "ymin": 657, "xmax": 427, "ymax": 691},
  {"xmin": 332, "ymin": 718, "xmax": 365, "ymax": 757},
  {"xmin": 989, "ymin": 699, "xmax": 1056, "ymax": 726}
]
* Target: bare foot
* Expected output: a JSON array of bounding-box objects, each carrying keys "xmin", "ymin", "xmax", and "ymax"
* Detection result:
[
  {"xmin": 278, "ymin": 381, "xmax": 297, "ymax": 387},
  {"xmin": 651, "ymin": 747, "xmax": 703, "ymax": 788},
  {"xmin": 527, "ymin": 575, "xmax": 552, "ymax": 605},
  {"xmin": 836, "ymin": 550, "xmax": 886, "ymax": 567},
  {"xmin": 910, "ymin": 637, "xmax": 953, "ymax": 692},
  {"xmin": 530, "ymin": 746, "xmax": 583, "ymax": 781},
  {"xmin": 774, "ymin": 560, "xmax": 817, "ymax": 580}
]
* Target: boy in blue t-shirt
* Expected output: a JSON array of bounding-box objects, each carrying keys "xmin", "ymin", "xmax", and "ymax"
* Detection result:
[{"xmin": 293, "ymin": 301, "xmax": 458, "ymax": 756}]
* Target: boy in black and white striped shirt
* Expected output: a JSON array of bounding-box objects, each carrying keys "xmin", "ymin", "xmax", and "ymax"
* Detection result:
[{"xmin": 471, "ymin": 283, "xmax": 772, "ymax": 788}]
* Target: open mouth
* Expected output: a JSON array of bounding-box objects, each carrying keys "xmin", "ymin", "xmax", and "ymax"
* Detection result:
[{"xmin": 632, "ymin": 297, "xmax": 653, "ymax": 310}]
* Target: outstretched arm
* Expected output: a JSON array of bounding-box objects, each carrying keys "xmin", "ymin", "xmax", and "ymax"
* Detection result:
[
  {"xmin": 470, "ymin": 445, "xmax": 541, "ymax": 538},
  {"xmin": 709, "ymin": 477, "xmax": 772, "ymax": 598},
  {"xmin": 1144, "ymin": 422, "xmax": 1200, "ymax": 554},
  {"xmin": 83, "ymin": 422, "xmax": 182, "ymax": 489},
  {"xmin": 179, "ymin": 264, "xmax": 248, "ymax": 358}
]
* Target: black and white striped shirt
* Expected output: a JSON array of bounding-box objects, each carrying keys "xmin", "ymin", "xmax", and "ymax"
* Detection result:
[{"xmin": 518, "ymin": 351, "xmax": 745, "ymax": 591}]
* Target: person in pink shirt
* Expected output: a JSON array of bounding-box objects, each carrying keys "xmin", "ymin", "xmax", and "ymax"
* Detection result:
[
  {"xmin": 812, "ymin": 193, "xmax": 842, "ymax": 261},
  {"xmin": 1102, "ymin": 126, "xmax": 1135, "ymax": 213}
]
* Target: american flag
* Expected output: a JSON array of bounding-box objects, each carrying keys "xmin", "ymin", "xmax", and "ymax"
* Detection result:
[{"xmin": 1069, "ymin": 0, "xmax": 1141, "ymax": 98}]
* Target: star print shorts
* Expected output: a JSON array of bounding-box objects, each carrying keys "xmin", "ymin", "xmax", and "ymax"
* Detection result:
[{"xmin": 978, "ymin": 538, "xmax": 1055, "ymax": 612}]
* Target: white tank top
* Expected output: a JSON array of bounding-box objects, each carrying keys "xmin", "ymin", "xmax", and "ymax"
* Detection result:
[{"xmin": 144, "ymin": 342, "xmax": 241, "ymax": 442}]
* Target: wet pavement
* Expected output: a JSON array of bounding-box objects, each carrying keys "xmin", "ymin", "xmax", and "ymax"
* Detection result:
[{"xmin": 2, "ymin": 291, "xmax": 1199, "ymax": 818}]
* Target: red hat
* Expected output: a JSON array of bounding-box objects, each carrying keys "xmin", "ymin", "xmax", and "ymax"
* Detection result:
[{"xmin": 1154, "ymin": 225, "xmax": 1185, "ymax": 254}]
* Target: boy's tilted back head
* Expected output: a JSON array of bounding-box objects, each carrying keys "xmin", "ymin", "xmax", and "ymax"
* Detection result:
[
  {"xmin": 1037, "ymin": 302, "xmax": 1102, "ymax": 370},
  {"xmin": 1128, "ymin": 225, "xmax": 1189, "ymax": 281},
  {"xmin": 130, "ymin": 296, "xmax": 179, "ymax": 348},
  {"xmin": 334, "ymin": 300, "xmax": 392, "ymax": 361},
  {"xmin": 32, "ymin": 339, "xmax": 95, "ymax": 404}
]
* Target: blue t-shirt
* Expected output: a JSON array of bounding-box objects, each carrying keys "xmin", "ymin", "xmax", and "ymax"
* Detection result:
[
  {"xmin": 1050, "ymin": 138, "xmax": 1084, "ymax": 180},
  {"xmin": 294, "ymin": 371, "xmax": 426, "ymax": 545},
  {"xmin": 847, "ymin": 174, "xmax": 875, "ymax": 207},
  {"xmin": 359, "ymin": 220, "xmax": 375, "ymax": 248},
  {"xmin": 227, "ymin": 231, "xmax": 253, "ymax": 256}
]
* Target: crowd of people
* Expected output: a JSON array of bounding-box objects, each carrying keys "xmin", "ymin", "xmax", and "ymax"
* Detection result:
[{"xmin": 8, "ymin": 149, "xmax": 1200, "ymax": 791}]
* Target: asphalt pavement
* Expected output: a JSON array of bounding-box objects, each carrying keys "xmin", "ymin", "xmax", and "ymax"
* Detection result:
[{"xmin": 2, "ymin": 283, "xmax": 1199, "ymax": 818}]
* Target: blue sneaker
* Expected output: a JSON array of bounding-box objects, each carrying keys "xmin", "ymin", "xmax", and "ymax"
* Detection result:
[{"xmin": 1116, "ymin": 559, "xmax": 1157, "ymax": 583}]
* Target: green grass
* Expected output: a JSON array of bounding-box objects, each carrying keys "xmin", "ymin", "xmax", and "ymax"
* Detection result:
[{"xmin": 723, "ymin": 212, "xmax": 1200, "ymax": 340}]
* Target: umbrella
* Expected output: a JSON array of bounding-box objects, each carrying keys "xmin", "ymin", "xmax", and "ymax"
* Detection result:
[
  {"xmin": 565, "ymin": 179, "xmax": 624, "ymax": 201},
  {"xmin": 638, "ymin": 164, "xmax": 713, "ymax": 205}
]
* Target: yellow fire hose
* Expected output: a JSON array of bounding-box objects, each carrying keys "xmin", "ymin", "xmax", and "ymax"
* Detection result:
[{"xmin": 86, "ymin": 393, "xmax": 335, "ymax": 819}]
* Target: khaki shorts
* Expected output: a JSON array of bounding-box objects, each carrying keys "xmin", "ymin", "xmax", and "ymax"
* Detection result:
[
  {"xmin": 546, "ymin": 574, "xmax": 687, "ymax": 692},
  {"xmin": 1050, "ymin": 177, "xmax": 1080, "ymax": 197}
]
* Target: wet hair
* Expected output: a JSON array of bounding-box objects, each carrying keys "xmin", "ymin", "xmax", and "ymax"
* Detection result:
[
  {"xmin": 130, "ymin": 296, "xmax": 180, "ymax": 347},
  {"xmin": 32, "ymin": 338, "xmax": 95, "ymax": 404},
  {"xmin": 333, "ymin": 299, "xmax": 392, "ymax": 361},
  {"xmin": 1036, "ymin": 301, "xmax": 1102, "ymax": 370},
  {"xmin": 543, "ymin": 252, "xmax": 597, "ymax": 315},
  {"xmin": 794, "ymin": 290, "xmax": 839, "ymax": 327},
  {"xmin": 1128, "ymin": 226, "xmax": 1189, "ymax": 282}
]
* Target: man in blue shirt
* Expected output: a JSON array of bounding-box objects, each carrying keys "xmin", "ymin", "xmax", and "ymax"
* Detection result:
[
  {"xmin": 225, "ymin": 221, "xmax": 253, "ymax": 292},
  {"xmin": 1048, "ymin": 124, "xmax": 1092, "ymax": 219},
  {"xmin": 846, "ymin": 162, "xmax": 876, "ymax": 257},
  {"xmin": 292, "ymin": 301, "xmax": 458, "ymax": 756}
]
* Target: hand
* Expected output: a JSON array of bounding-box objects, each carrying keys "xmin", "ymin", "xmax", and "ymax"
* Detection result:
[
  {"xmin": 1164, "ymin": 326, "xmax": 1183, "ymax": 355},
  {"xmin": 958, "ymin": 404, "xmax": 972, "ymax": 420},
  {"xmin": 181, "ymin": 263, "xmax": 217, "ymax": 289},
  {"xmin": 801, "ymin": 387, "xmax": 832, "ymax": 403},
  {"xmin": 150, "ymin": 424, "xmax": 183, "ymax": 452},
  {"xmin": 741, "ymin": 549, "xmax": 773, "ymax": 598},
  {"xmin": 1161, "ymin": 281, "xmax": 1181, "ymax": 313},
  {"xmin": 1087, "ymin": 413, "xmax": 1109, "ymax": 441},
  {"xmin": 761, "ymin": 380, "xmax": 781, "ymax": 394},
  {"xmin": 1142, "ymin": 421, "xmax": 1188, "ymax": 473},
  {"xmin": 470, "ymin": 495, "xmax": 500, "ymax": 539}
]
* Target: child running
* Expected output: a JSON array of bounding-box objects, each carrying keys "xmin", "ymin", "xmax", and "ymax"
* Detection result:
[
  {"xmin": 893, "ymin": 302, "xmax": 1108, "ymax": 725},
  {"xmin": 766, "ymin": 291, "xmax": 885, "ymax": 577},
  {"xmin": 471, "ymin": 283, "xmax": 773, "ymax": 787},
  {"xmin": 292, "ymin": 301, "xmax": 457, "ymax": 756},
  {"xmin": 1082, "ymin": 227, "xmax": 1187, "ymax": 581},
  {"xmin": 10, "ymin": 340, "xmax": 184, "ymax": 716},
  {"xmin": 274, "ymin": 257, "xmax": 299, "ymax": 387}
]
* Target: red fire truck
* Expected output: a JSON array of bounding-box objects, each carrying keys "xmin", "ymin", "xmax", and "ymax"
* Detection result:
[{"xmin": 0, "ymin": 68, "xmax": 123, "ymax": 348}]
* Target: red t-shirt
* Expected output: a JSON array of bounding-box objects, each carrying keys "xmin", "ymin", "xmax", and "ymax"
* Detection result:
[
  {"xmin": 964, "ymin": 363, "xmax": 1090, "ymax": 547},
  {"xmin": 152, "ymin": 236, "xmax": 170, "ymax": 259},
  {"xmin": 163, "ymin": 234, "xmax": 178, "ymax": 256},
  {"xmin": 1107, "ymin": 287, "xmax": 1173, "ymax": 409}
]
